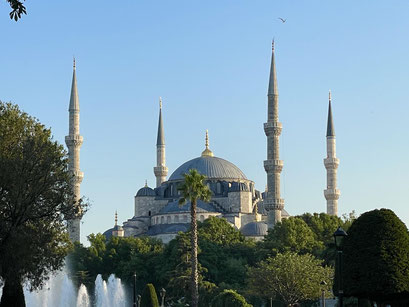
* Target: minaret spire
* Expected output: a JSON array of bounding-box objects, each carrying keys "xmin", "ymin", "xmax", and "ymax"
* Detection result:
[
  {"xmin": 65, "ymin": 59, "xmax": 84, "ymax": 242},
  {"xmin": 154, "ymin": 97, "xmax": 168, "ymax": 187},
  {"xmin": 324, "ymin": 91, "xmax": 340, "ymax": 215},
  {"xmin": 264, "ymin": 40, "xmax": 284, "ymax": 227}
]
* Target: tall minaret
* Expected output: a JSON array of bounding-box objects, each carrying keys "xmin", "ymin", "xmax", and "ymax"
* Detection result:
[
  {"xmin": 263, "ymin": 41, "xmax": 284, "ymax": 227},
  {"xmin": 65, "ymin": 58, "xmax": 84, "ymax": 242},
  {"xmin": 324, "ymin": 91, "xmax": 340, "ymax": 215},
  {"xmin": 154, "ymin": 97, "xmax": 168, "ymax": 187}
]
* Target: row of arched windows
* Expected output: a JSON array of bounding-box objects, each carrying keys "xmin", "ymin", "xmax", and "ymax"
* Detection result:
[{"xmin": 152, "ymin": 214, "xmax": 209, "ymax": 225}]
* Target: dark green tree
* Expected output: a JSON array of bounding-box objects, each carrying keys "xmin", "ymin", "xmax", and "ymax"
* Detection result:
[
  {"xmin": 0, "ymin": 102, "xmax": 86, "ymax": 306},
  {"xmin": 140, "ymin": 283, "xmax": 159, "ymax": 307},
  {"xmin": 247, "ymin": 252, "xmax": 333, "ymax": 306},
  {"xmin": 342, "ymin": 209, "xmax": 409, "ymax": 305},
  {"xmin": 178, "ymin": 169, "xmax": 211, "ymax": 307},
  {"xmin": 211, "ymin": 289, "xmax": 253, "ymax": 307}
]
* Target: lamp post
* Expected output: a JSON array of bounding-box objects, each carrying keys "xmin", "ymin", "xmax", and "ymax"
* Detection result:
[
  {"xmin": 160, "ymin": 288, "xmax": 166, "ymax": 307},
  {"xmin": 333, "ymin": 226, "xmax": 347, "ymax": 307},
  {"xmin": 137, "ymin": 294, "xmax": 141, "ymax": 307},
  {"xmin": 133, "ymin": 272, "xmax": 137, "ymax": 307},
  {"xmin": 320, "ymin": 280, "xmax": 327, "ymax": 307}
]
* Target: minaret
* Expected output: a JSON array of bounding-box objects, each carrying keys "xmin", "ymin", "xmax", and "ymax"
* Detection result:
[
  {"xmin": 263, "ymin": 40, "xmax": 284, "ymax": 228},
  {"xmin": 154, "ymin": 97, "xmax": 168, "ymax": 187},
  {"xmin": 324, "ymin": 91, "xmax": 340, "ymax": 215},
  {"xmin": 65, "ymin": 58, "xmax": 84, "ymax": 242}
]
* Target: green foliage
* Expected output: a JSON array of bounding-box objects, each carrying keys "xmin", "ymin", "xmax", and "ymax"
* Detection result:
[
  {"xmin": 247, "ymin": 252, "xmax": 333, "ymax": 306},
  {"xmin": 0, "ymin": 102, "xmax": 87, "ymax": 305},
  {"xmin": 342, "ymin": 209, "xmax": 409, "ymax": 304},
  {"xmin": 260, "ymin": 217, "xmax": 324, "ymax": 258},
  {"xmin": 140, "ymin": 283, "xmax": 159, "ymax": 307},
  {"xmin": 211, "ymin": 289, "xmax": 253, "ymax": 307},
  {"xmin": 5, "ymin": 0, "xmax": 26, "ymax": 21},
  {"xmin": 178, "ymin": 169, "xmax": 211, "ymax": 206}
]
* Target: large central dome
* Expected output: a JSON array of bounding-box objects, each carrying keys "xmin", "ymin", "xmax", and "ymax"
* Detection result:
[{"xmin": 168, "ymin": 155, "xmax": 247, "ymax": 181}]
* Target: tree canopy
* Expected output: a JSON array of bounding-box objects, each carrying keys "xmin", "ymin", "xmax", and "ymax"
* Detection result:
[
  {"xmin": 5, "ymin": 0, "xmax": 26, "ymax": 21},
  {"xmin": 343, "ymin": 209, "xmax": 409, "ymax": 304},
  {"xmin": 247, "ymin": 252, "xmax": 333, "ymax": 306},
  {"xmin": 0, "ymin": 102, "xmax": 86, "ymax": 306}
]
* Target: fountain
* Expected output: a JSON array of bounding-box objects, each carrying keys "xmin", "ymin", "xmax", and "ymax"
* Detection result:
[{"xmin": 0, "ymin": 272, "xmax": 128, "ymax": 307}]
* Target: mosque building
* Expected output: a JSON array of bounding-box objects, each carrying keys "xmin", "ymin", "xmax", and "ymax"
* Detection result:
[{"xmin": 66, "ymin": 43, "xmax": 340, "ymax": 243}]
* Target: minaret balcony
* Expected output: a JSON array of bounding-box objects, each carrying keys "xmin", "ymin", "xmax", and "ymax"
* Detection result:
[
  {"xmin": 264, "ymin": 159, "xmax": 283, "ymax": 172},
  {"xmin": 264, "ymin": 122, "xmax": 282, "ymax": 136},
  {"xmin": 65, "ymin": 135, "xmax": 83, "ymax": 147},
  {"xmin": 72, "ymin": 170, "xmax": 84, "ymax": 184},
  {"xmin": 264, "ymin": 198, "xmax": 285, "ymax": 210},
  {"xmin": 154, "ymin": 166, "xmax": 169, "ymax": 177},
  {"xmin": 324, "ymin": 158, "xmax": 339, "ymax": 169},
  {"xmin": 324, "ymin": 189, "xmax": 340, "ymax": 200}
]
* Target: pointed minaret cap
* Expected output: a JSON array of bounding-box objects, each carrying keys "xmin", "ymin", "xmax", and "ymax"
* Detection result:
[
  {"xmin": 201, "ymin": 130, "xmax": 214, "ymax": 157},
  {"xmin": 268, "ymin": 39, "xmax": 279, "ymax": 96},
  {"xmin": 326, "ymin": 90, "xmax": 335, "ymax": 137},
  {"xmin": 69, "ymin": 57, "xmax": 80, "ymax": 111},
  {"xmin": 156, "ymin": 97, "xmax": 165, "ymax": 146}
]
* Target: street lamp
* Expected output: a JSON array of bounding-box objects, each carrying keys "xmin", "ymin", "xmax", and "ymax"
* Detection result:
[
  {"xmin": 133, "ymin": 272, "xmax": 137, "ymax": 307},
  {"xmin": 333, "ymin": 226, "xmax": 347, "ymax": 307},
  {"xmin": 137, "ymin": 294, "xmax": 141, "ymax": 307},
  {"xmin": 320, "ymin": 280, "xmax": 327, "ymax": 307},
  {"xmin": 160, "ymin": 288, "xmax": 166, "ymax": 307}
]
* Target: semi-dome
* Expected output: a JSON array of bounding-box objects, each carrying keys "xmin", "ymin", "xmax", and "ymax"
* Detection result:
[
  {"xmin": 169, "ymin": 156, "xmax": 247, "ymax": 181},
  {"xmin": 240, "ymin": 222, "xmax": 268, "ymax": 237},
  {"xmin": 136, "ymin": 185, "xmax": 156, "ymax": 197}
]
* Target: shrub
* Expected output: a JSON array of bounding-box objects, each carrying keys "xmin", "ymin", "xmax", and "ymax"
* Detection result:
[{"xmin": 140, "ymin": 283, "xmax": 159, "ymax": 307}]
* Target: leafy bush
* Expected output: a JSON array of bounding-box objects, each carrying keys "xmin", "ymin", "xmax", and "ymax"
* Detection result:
[
  {"xmin": 140, "ymin": 283, "xmax": 159, "ymax": 307},
  {"xmin": 211, "ymin": 289, "xmax": 252, "ymax": 307}
]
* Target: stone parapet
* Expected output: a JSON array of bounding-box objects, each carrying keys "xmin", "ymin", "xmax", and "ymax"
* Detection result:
[
  {"xmin": 324, "ymin": 189, "xmax": 341, "ymax": 200},
  {"xmin": 264, "ymin": 198, "xmax": 285, "ymax": 210},
  {"xmin": 324, "ymin": 157, "xmax": 339, "ymax": 169},
  {"xmin": 264, "ymin": 122, "xmax": 282, "ymax": 136},
  {"xmin": 154, "ymin": 165, "xmax": 169, "ymax": 177},
  {"xmin": 264, "ymin": 159, "xmax": 283, "ymax": 173},
  {"xmin": 65, "ymin": 135, "xmax": 83, "ymax": 147}
]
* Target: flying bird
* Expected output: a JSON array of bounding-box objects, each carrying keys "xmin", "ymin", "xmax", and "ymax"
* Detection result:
[{"xmin": 278, "ymin": 17, "xmax": 286, "ymax": 23}]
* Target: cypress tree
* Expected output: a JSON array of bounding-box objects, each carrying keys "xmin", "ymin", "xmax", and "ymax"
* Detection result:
[{"xmin": 140, "ymin": 283, "xmax": 159, "ymax": 307}]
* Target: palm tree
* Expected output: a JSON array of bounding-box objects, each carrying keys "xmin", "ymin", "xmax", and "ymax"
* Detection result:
[{"xmin": 178, "ymin": 169, "xmax": 211, "ymax": 307}]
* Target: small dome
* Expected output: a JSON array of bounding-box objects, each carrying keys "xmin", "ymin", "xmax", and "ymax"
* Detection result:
[
  {"xmin": 136, "ymin": 186, "xmax": 156, "ymax": 197},
  {"xmin": 229, "ymin": 182, "xmax": 249, "ymax": 192},
  {"xmin": 240, "ymin": 222, "xmax": 268, "ymax": 237}
]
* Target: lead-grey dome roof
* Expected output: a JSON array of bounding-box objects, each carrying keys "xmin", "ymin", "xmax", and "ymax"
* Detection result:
[
  {"xmin": 168, "ymin": 156, "xmax": 247, "ymax": 181},
  {"xmin": 240, "ymin": 222, "xmax": 268, "ymax": 237},
  {"xmin": 136, "ymin": 186, "xmax": 156, "ymax": 197},
  {"xmin": 159, "ymin": 199, "xmax": 221, "ymax": 213}
]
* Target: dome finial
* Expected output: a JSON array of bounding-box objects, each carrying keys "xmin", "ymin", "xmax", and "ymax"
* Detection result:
[
  {"xmin": 115, "ymin": 211, "xmax": 118, "ymax": 226},
  {"xmin": 329, "ymin": 90, "xmax": 331, "ymax": 102},
  {"xmin": 201, "ymin": 130, "xmax": 214, "ymax": 157},
  {"xmin": 159, "ymin": 97, "xmax": 162, "ymax": 109},
  {"xmin": 145, "ymin": 179, "xmax": 148, "ymax": 187},
  {"xmin": 73, "ymin": 56, "xmax": 76, "ymax": 70}
]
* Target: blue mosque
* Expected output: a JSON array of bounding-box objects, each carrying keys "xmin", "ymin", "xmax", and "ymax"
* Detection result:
[{"xmin": 65, "ymin": 43, "xmax": 340, "ymax": 243}]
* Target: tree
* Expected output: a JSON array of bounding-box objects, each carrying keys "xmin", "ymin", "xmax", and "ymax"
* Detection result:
[
  {"xmin": 140, "ymin": 283, "xmax": 159, "ymax": 307},
  {"xmin": 0, "ymin": 102, "xmax": 85, "ymax": 306},
  {"xmin": 247, "ymin": 252, "xmax": 333, "ymax": 306},
  {"xmin": 260, "ymin": 217, "xmax": 324, "ymax": 258},
  {"xmin": 5, "ymin": 0, "xmax": 26, "ymax": 21},
  {"xmin": 178, "ymin": 169, "xmax": 211, "ymax": 307},
  {"xmin": 211, "ymin": 289, "xmax": 253, "ymax": 307},
  {"xmin": 342, "ymin": 209, "xmax": 409, "ymax": 305}
]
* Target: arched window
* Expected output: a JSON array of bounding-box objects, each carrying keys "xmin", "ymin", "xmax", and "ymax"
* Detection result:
[
  {"xmin": 148, "ymin": 210, "xmax": 151, "ymax": 216},
  {"xmin": 200, "ymin": 215, "xmax": 205, "ymax": 222},
  {"xmin": 216, "ymin": 182, "xmax": 221, "ymax": 194},
  {"xmin": 183, "ymin": 215, "xmax": 188, "ymax": 223},
  {"xmin": 166, "ymin": 216, "xmax": 171, "ymax": 224},
  {"xmin": 175, "ymin": 215, "xmax": 179, "ymax": 223},
  {"xmin": 161, "ymin": 216, "xmax": 165, "ymax": 224}
]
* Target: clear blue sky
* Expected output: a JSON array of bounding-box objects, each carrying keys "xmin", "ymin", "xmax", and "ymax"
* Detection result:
[{"xmin": 1, "ymin": 1, "xmax": 409, "ymax": 244}]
